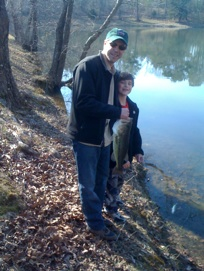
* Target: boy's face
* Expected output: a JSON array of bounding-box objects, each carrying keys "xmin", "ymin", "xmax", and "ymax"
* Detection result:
[{"xmin": 118, "ymin": 79, "xmax": 133, "ymax": 96}]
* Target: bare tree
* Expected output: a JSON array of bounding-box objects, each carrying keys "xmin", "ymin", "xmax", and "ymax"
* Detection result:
[
  {"xmin": 22, "ymin": 0, "xmax": 38, "ymax": 52},
  {"xmin": 46, "ymin": 0, "xmax": 74, "ymax": 94},
  {"xmin": 8, "ymin": 0, "xmax": 24, "ymax": 44},
  {"xmin": 45, "ymin": 0, "xmax": 124, "ymax": 94},
  {"xmin": 7, "ymin": 0, "xmax": 38, "ymax": 51},
  {"xmin": 135, "ymin": 0, "xmax": 140, "ymax": 21},
  {"xmin": 80, "ymin": 0, "xmax": 123, "ymax": 60},
  {"xmin": 0, "ymin": 0, "xmax": 21, "ymax": 109}
]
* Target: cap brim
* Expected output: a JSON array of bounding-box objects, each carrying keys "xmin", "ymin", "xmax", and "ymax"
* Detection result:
[{"xmin": 108, "ymin": 36, "xmax": 127, "ymax": 45}]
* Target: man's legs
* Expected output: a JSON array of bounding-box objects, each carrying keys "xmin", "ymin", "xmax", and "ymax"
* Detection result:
[{"xmin": 72, "ymin": 141, "xmax": 110, "ymax": 231}]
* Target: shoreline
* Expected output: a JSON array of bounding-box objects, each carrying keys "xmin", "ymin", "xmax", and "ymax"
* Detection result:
[
  {"xmin": 75, "ymin": 17, "xmax": 204, "ymax": 29},
  {"xmin": 108, "ymin": 17, "xmax": 204, "ymax": 29}
]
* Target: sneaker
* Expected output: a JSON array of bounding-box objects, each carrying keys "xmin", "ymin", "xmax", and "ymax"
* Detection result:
[
  {"xmin": 117, "ymin": 200, "xmax": 124, "ymax": 207},
  {"xmin": 116, "ymin": 195, "xmax": 124, "ymax": 206},
  {"xmin": 87, "ymin": 226, "xmax": 117, "ymax": 241},
  {"xmin": 110, "ymin": 212, "xmax": 126, "ymax": 223},
  {"xmin": 103, "ymin": 217, "xmax": 113, "ymax": 226}
]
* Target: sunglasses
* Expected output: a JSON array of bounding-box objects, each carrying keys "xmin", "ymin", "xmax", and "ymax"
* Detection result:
[{"xmin": 110, "ymin": 41, "xmax": 127, "ymax": 51}]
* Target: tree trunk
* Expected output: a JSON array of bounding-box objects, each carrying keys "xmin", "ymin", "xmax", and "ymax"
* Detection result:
[
  {"xmin": 46, "ymin": 0, "xmax": 74, "ymax": 95},
  {"xmin": 80, "ymin": 0, "xmax": 123, "ymax": 61},
  {"xmin": 9, "ymin": 0, "xmax": 24, "ymax": 44},
  {"xmin": 165, "ymin": 0, "xmax": 168, "ymax": 19},
  {"xmin": 22, "ymin": 0, "xmax": 38, "ymax": 52},
  {"xmin": 135, "ymin": 0, "xmax": 140, "ymax": 22},
  {"xmin": 0, "ymin": 0, "xmax": 21, "ymax": 109}
]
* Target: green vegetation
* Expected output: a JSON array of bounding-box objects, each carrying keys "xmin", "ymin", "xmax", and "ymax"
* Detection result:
[{"xmin": 0, "ymin": 173, "xmax": 22, "ymax": 215}]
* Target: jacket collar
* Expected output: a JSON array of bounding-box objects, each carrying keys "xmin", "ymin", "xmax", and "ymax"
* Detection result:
[{"xmin": 99, "ymin": 51, "xmax": 116, "ymax": 74}]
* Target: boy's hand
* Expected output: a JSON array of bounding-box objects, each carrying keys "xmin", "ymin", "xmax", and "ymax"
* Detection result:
[{"xmin": 135, "ymin": 154, "xmax": 144, "ymax": 164}]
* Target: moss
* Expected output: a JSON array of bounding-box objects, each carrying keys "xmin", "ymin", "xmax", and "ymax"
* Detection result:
[{"xmin": 0, "ymin": 173, "xmax": 23, "ymax": 215}]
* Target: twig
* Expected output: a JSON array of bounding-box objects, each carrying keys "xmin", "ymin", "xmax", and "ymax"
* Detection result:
[{"xmin": 116, "ymin": 221, "xmax": 127, "ymax": 241}]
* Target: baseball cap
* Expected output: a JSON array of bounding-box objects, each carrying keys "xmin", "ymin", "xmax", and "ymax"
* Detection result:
[{"xmin": 106, "ymin": 28, "xmax": 128, "ymax": 45}]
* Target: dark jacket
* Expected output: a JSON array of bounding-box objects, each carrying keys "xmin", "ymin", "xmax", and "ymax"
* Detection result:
[
  {"xmin": 67, "ymin": 54, "xmax": 121, "ymax": 145},
  {"xmin": 110, "ymin": 96, "xmax": 144, "ymax": 168},
  {"xmin": 127, "ymin": 96, "xmax": 144, "ymax": 161}
]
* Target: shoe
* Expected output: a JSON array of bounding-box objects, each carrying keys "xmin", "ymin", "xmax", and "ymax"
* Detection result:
[
  {"xmin": 103, "ymin": 217, "xmax": 113, "ymax": 226},
  {"xmin": 117, "ymin": 200, "xmax": 124, "ymax": 207},
  {"xmin": 87, "ymin": 226, "xmax": 117, "ymax": 241},
  {"xmin": 116, "ymin": 195, "xmax": 124, "ymax": 206},
  {"xmin": 110, "ymin": 212, "xmax": 126, "ymax": 223}
]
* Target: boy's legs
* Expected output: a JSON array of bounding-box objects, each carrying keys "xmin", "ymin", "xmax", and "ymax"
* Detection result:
[
  {"xmin": 116, "ymin": 175, "xmax": 125, "ymax": 206},
  {"xmin": 105, "ymin": 171, "xmax": 119, "ymax": 213},
  {"xmin": 105, "ymin": 170, "xmax": 126, "ymax": 222}
]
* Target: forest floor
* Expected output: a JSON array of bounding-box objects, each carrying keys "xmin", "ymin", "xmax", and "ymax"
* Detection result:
[{"xmin": 0, "ymin": 36, "xmax": 203, "ymax": 271}]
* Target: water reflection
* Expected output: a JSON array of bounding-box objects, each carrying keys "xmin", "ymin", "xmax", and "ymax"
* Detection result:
[
  {"xmin": 65, "ymin": 28, "xmax": 204, "ymax": 86},
  {"xmin": 128, "ymin": 58, "xmax": 204, "ymax": 236},
  {"xmin": 149, "ymin": 182, "xmax": 204, "ymax": 238},
  {"xmin": 115, "ymin": 28, "xmax": 204, "ymax": 86}
]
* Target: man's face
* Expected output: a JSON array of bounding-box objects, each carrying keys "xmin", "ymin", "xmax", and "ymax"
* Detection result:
[{"xmin": 102, "ymin": 39, "xmax": 127, "ymax": 65}]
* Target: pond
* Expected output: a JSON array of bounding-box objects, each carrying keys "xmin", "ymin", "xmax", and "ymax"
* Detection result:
[{"xmin": 61, "ymin": 26, "xmax": 204, "ymax": 264}]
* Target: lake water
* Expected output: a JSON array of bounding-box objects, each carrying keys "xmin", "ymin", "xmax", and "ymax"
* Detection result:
[{"xmin": 61, "ymin": 26, "xmax": 204, "ymax": 264}]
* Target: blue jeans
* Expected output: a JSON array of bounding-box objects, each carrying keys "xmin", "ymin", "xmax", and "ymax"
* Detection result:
[{"xmin": 72, "ymin": 141, "xmax": 110, "ymax": 230}]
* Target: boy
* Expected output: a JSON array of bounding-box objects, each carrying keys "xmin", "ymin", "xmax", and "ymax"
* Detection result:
[{"xmin": 105, "ymin": 72, "xmax": 144, "ymax": 222}]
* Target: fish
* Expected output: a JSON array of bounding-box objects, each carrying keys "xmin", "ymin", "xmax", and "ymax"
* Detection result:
[{"xmin": 112, "ymin": 118, "xmax": 133, "ymax": 175}]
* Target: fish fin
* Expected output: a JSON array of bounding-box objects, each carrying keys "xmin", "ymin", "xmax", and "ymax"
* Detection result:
[{"xmin": 112, "ymin": 167, "xmax": 123, "ymax": 176}]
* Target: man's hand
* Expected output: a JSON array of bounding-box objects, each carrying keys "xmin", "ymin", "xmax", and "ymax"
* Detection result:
[
  {"xmin": 123, "ymin": 161, "xmax": 131, "ymax": 169},
  {"xmin": 120, "ymin": 108, "xmax": 129, "ymax": 119}
]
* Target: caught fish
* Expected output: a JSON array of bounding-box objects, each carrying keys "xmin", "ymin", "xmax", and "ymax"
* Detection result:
[{"xmin": 112, "ymin": 118, "xmax": 133, "ymax": 175}]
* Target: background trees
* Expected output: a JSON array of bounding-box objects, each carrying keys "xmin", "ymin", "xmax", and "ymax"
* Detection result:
[
  {"xmin": 46, "ymin": 0, "xmax": 74, "ymax": 94},
  {"xmin": 0, "ymin": 0, "xmax": 21, "ymax": 109},
  {"xmin": 22, "ymin": 0, "xmax": 38, "ymax": 52},
  {"xmin": 79, "ymin": 0, "xmax": 123, "ymax": 61},
  {"xmin": 1, "ymin": 0, "xmax": 204, "ymax": 103},
  {"xmin": 7, "ymin": 0, "xmax": 38, "ymax": 51}
]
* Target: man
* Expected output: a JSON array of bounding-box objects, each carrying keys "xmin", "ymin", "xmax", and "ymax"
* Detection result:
[{"xmin": 67, "ymin": 28, "xmax": 129, "ymax": 240}]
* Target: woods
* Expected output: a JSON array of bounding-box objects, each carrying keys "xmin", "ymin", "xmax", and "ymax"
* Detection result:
[
  {"xmin": 0, "ymin": 0, "xmax": 204, "ymax": 99},
  {"xmin": 1, "ymin": 0, "xmax": 204, "ymax": 100},
  {"xmin": 0, "ymin": 0, "xmax": 21, "ymax": 109},
  {"xmin": 46, "ymin": 0, "xmax": 74, "ymax": 94}
]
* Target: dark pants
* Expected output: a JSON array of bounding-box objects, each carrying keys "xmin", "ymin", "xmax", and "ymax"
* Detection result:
[
  {"xmin": 105, "ymin": 168, "xmax": 124, "ymax": 213},
  {"xmin": 72, "ymin": 140, "xmax": 110, "ymax": 230}
]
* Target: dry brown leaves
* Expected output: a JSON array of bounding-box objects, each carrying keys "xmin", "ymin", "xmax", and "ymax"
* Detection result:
[
  {"xmin": 0, "ymin": 103, "xmax": 201, "ymax": 271},
  {"xmin": 0, "ymin": 120, "xmax": 83, "ymax": 270}
]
